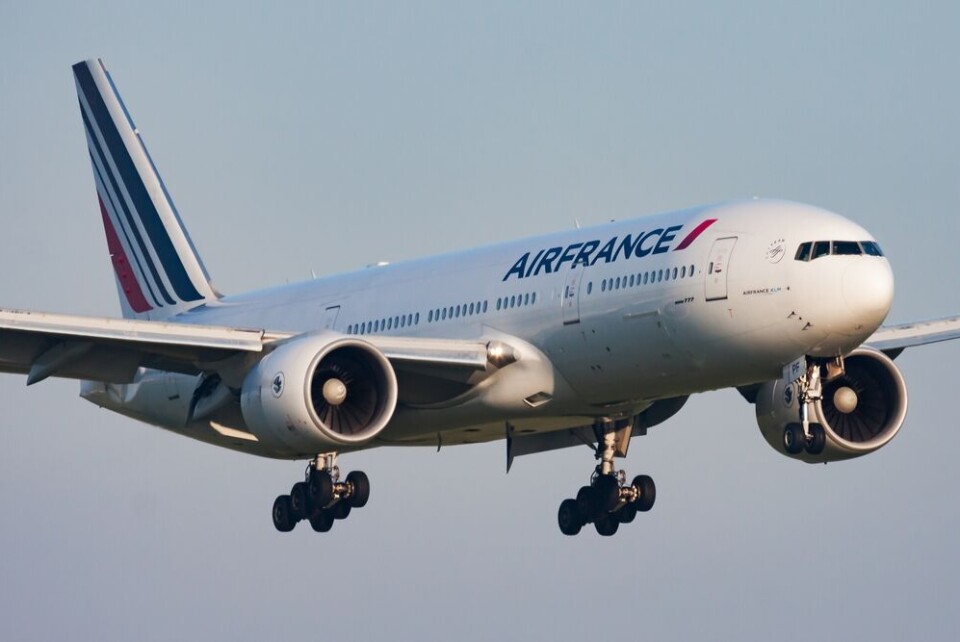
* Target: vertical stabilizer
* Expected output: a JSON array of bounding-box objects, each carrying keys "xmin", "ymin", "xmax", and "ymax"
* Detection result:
[{"xmin": 73, "ymin": 58, "xmax": 219, "ymax": 320}]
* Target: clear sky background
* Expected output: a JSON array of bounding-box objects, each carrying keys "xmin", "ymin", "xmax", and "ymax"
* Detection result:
[{"xmin": 1, "ymin": 2, "xmax": 958, "ymax": 640}]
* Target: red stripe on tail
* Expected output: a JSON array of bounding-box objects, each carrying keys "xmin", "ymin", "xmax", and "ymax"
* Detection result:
[{"xmin": 98, "ymin": 195, "xmax": 153, "ymax": 313}]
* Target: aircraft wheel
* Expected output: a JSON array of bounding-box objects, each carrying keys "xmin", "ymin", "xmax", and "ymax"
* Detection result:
[
  {"xmin": 309, "ymin": 470, "xmax": 334, "ymax": 506},
  {"xmin": 272, "ymin": 495, "xmax": 296, "ymax": 532},
  {"xmin": 290, "ymin": 482, "xmax": 309, "ymax": 519},
  {"xmin": 619, "ymin": 502, "xmax": 638, "ymax": 524},
  {"xmin": 576, "ymin": 486, "xmax": 598, "ymax": 523},
  {"xmin": 595, "ymin": 513, "xmax": 619, "ymax": 537},
  {"xmin": 309, "ymin": 509, "xmax": 334, "ymax": 533},
  {"xmin": 558, "ymin": 499, "xmax": 582, "ymax": 536},
  {"xmin": 805, "ymin": 425, "xmax": 826, "ymax": 455},
  {"xmin": 594, "ymin": 474, "xmax": 620, "ymax": 513},
  {"xmin": 783, "ymin": 425, "xmax": 806, "ymax": 455},
  {"xmin": 332, "ymin": 500, "xmax": 352, "ymax": 521},
  {"xmin": 632, "ymin": 475, "xmax": 656, "ymax": 512},
  {"xmin": 346, "ymin": 471, "xmax": 370, "ymax": 508}
]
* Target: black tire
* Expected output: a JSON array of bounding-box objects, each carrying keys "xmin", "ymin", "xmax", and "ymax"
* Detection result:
[
  {"xmin": 309, "ymin": 509, "xmax": 334, "ymax": 533},
  {"xmin": 346, "ymin": 470, "xmax": 370, "ymax": 508},
  {"xmin": 290, "ymin": 482, "xmax": 309, "ymax": 520},
  {"xmin": 558, "ymin": 498, "xmax": 582, "ymax": 536},
  {"xmin": 594, "ymin": 474, "xmax": 620, "ymax": 513},
  {"xmin": 805, "ymin": 425, "xmax": 826, "ymax": 455},
  {"xmin": 632, "ymin": 475, "xmax": 656, "ymax": 512},
  {"xmin": 619, "ymin": 502, "xmax": 638, "ymax": 524},
  {"xmin": 595, "ymin": 513, "xmax": 619, "ymax": 536},
  {"xmin": 272, "ymin": 495, "xmax": 296, "ymax": 532},
  {"xmin": 576, "ymin": 486, "xmax": 597, "ymax": 523},
  {"xmin": 783, "ymin": 425, "xmax": 806, "ymax": 455},
  {"xmin": 332, "ymin": 500, "xmax": 352, "ymax": 521},
  {"xmin": 308, "ymin": 470, "xmax": 334, "ymax": 506}
]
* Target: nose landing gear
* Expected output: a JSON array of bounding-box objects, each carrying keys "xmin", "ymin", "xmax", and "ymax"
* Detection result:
[
  {"xmin": 272, "ymin": 453, "xmax": 370, "ymax": 533},
  {"xmin": 557, "ymin": 428, "xmax": 656, "ymax": 536},
  {"xmin": 783, "ymin": 361, "xmax": 829, "ymax": 456}
]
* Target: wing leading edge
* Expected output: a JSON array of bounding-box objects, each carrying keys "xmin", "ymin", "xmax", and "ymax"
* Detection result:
[
  {"xmin": 865, "ymin": 316, "xmax": 960, "ymax": 358},
  {"xmin": 0, "ymin": 308, "xmax": 498, "ymax": 389}
]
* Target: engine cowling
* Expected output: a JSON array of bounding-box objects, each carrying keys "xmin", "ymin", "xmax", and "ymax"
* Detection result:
[
  {"xmin": 240, "ymin": 332, "xmax": 398, "ymax": 455},
  {"xmin": 756, "ymin": 348, "xmax": 908, "ymax": 462}
]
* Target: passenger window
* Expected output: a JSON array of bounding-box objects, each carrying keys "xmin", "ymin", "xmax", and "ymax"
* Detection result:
[
  {"xmin": 681, "ymin": 266, "xmax": 686, "ymax": 278},
  {"xmin": 532, "ymin": 292, "xmax": 537, "ymax": 304},
  {"xmin": 833, "ymin": 241, "xmax": 862, "ymax": 256},
  {"xmin": 795, "ymin": 242, "xmax": 812, "ymax": 261},
  {"xmin": 524, "ymin": 293, "xmax": 530, "ymax": 306},
  {"xmin": 510, "ymin": 295, "xmax": 516, "ymax": 308},
  {"xmin": 482, "ymin": 301, "xmax": 488, "ymax": 313},
  {"xmin": 812, "ymin": 241, "xmax": 830, "ymax": 260}
]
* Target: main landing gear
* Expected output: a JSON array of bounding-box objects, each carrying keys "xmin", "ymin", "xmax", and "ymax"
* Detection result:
[
  {"xmin": 557, "ymin": 429, "xmax": 656, "ymax": 537},
  {"xmin": 271, "ymin": 453, "xmax": 370, "ymax": 533}
]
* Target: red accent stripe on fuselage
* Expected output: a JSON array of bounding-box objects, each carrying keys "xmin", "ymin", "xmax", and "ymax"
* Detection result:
[
  {"xmin": 98, "ymin": 195, "xmax": 153, "ymax": 313},
  {"xmin": 673, "ymin": 218, "xmax": 718, "ymax": 251}
]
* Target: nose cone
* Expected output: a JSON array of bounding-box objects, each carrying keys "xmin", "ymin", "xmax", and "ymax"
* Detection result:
[{"xmin": 842, "ymin": 259, "xmax": 894, "ymax": 331}]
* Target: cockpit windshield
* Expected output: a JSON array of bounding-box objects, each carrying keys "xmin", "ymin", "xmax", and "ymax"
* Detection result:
[{"xmin": 794, "ymin": 241, "xmax": 884, "ymax": 261}]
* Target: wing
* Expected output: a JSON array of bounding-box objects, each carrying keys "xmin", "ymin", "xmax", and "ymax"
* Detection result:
[
  {"xmin": 865, "ymin": 315, "xmax": 960, "ymax": 358},
  {"xmin": 0, "ymin": 308, "xmax": 499, "ymax": 392}
]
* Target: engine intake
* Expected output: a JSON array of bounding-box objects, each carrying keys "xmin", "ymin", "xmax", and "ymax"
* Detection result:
[
  {"xmin": 756, "ymin": 348, "xmax": 908, "ymax": 462},
  {"xmin": 240, "ymin": 333, "xmax": 398, "ymax": 455}
]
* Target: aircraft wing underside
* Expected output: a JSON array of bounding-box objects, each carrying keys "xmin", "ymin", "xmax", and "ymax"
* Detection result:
[{"xmin": 0, "ymin": 309, "xmax": 494, "ymax": 392}]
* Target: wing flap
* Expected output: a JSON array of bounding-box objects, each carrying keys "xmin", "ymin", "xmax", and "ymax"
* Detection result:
[{"xmin": 0, "ymin": 308, "xmax": 509, "ymax": 393}]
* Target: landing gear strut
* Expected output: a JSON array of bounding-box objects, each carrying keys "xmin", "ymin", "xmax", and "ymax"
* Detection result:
[
  {"xmin": 557, "ymin": 429, "xmax": 656, "ymax": 537},
  {"xmin": 272, "ymin": 453, "xmax": 370, "ymax": 533},
  {"xmin": 783, "ymin": 361, "xmax": 829, "ymax": 456}
]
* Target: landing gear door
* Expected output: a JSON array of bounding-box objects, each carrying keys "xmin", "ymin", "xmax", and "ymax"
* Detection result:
[
  {"xmin": 705, "ymin": 237, "xmax": 737, "ymax": 302},
  {"xmin": 562, "ymin": 267, "xmax": 583, "ymax": 325}
]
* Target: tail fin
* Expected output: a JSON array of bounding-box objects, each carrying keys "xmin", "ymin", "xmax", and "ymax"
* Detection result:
[{"xmin": 72, "ymin": 59, "xmax": 219, "ymax": 320}]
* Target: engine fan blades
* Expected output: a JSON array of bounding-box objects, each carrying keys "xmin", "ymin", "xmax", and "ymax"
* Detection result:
[{"xmin": 311, "ymin": 355, "xmax": 384, "ymax": 436}]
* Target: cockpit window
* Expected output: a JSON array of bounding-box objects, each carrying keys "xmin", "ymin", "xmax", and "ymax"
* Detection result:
[
  {"xmin": 794, "ymin": 239, "xmax": 885, "ymax": 261},
  {"xmin": 811, "ymin": 241, "xmax": 831, "ymax": 260},
  {"xmin": 833, "ymin": 241, "xmax": 862, "ymax": 255}
]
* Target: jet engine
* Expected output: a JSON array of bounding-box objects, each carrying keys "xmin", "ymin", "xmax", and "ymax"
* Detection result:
[
  {"xmin": 755, "ymin": 348, "xmax": 907, "ymax": 463},
  {"xmin": 240, "ymin": 332, "xmax": 398, "ymax": 455}
]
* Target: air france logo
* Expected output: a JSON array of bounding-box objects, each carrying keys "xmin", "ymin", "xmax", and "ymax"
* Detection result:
[
  {"xmin": 502, "ymin": 218, "xmax": 717, "ymax": 281},
  {"xmin": 272, "ymin": 373, "xmax": 285, "ymax": 398}
]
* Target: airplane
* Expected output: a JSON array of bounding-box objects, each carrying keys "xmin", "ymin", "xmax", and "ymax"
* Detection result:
[{"xmin": 2, "ymin": 58, "xmax": 958, "ymax": 536}]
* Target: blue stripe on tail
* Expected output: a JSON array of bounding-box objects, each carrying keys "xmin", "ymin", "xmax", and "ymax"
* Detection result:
[{"xmin": 73, "ymin": 62, "xmax": 204, "ymax": 303}]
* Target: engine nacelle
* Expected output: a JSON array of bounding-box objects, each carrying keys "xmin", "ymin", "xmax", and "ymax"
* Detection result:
[
  {"xmin": 240, "ymin": 332, "xmax": 398, "ymax": 455},
  {"xmin": 756, "ymin": 348, "xmax": 908, "ymax": 463}
]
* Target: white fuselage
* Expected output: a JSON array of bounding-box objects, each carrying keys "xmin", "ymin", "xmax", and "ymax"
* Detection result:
[{"xmin": 83, "ymin": 198, "xmax": 894, "ymax": 458}]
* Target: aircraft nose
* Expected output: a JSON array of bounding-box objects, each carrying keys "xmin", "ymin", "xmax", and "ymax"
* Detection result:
[{"xmin": 842, "ymin": 259, "xmax": 894, "ymax": 329}]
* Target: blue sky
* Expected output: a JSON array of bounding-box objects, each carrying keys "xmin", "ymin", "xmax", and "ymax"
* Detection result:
[{"xmin": 1, "ymin": 2, "xmax": 958, "ymax": 640}]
